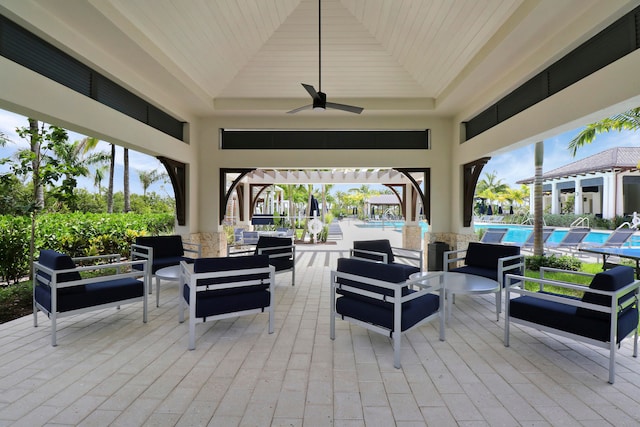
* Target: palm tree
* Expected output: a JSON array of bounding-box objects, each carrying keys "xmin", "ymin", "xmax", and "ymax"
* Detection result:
[
  {"xmin": 123, "ymin": 148, "xmax": 130, "ymax": 212},
  {"xmin": 568, "ymin": 107, "xmax": 640, "ymax": 155},
  {"xmin": 475, "ymin": 171, "xmax": 509, "ymax": 214},
  {"xmin": 349, "ymin": 184, "xmax": 372, "ymax": 219},
  {"xmin": 138, "ymin": 169, "xmax": 168, "ymax": 197}
]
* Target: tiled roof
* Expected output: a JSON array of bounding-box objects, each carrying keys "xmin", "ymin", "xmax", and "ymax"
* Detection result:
[{"xmin": 517, "ymin": 147, "xmax": 640, "ymax": 184}]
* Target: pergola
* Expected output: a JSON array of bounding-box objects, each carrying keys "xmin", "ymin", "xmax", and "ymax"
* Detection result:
[{"xmin": 1, "ymin": 1, "xmax": 639, "ymax": 256}]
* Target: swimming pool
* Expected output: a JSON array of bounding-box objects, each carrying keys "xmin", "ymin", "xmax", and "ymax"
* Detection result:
[{"xmin": 355, "ymin": 221, "xmax": 640, "ymax": 246}]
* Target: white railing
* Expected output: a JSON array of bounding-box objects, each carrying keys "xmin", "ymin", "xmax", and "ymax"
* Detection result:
[{"xmin": 570, "ymin": 216, "xmax": 589, "ymax": 228}]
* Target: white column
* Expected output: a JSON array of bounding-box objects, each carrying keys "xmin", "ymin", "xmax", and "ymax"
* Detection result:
[
  {"xmin": 574, "ymin": 179, "xmax": 583, "ymax": 215},
  {"xmin": 602, "ymin": 173, "xmax": 616, "ymax": 219},
  {"xmin": 616, "ymin": 172, "xmax": 625, "ymax": 217},
  {"xmin": 551, "ymin": 182, "xmax": 560, "ymax": 215}
]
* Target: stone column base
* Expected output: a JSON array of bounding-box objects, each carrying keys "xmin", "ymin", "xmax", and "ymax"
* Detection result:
[
  {"xmin": 402, "ymin": 224, "xmax": 423, "ymax": 250},
  {"xmin": 423, "ymin": 232, "xmax": 479, "ymax": 270},
  {"xmin": 185, "ymin": 231, "xmax": 228, "ymax": 257}
]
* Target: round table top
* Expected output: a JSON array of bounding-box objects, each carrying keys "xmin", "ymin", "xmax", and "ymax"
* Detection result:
[
  {"xmin": 155, "ymin": 265, "xmax": 181, "ymax": 281},
  {"xmin": 410, "ymin": 271, "xmax": 499, "ymax": 294}
]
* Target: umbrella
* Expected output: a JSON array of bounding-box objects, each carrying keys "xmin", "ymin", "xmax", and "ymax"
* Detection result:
[
  {"xmin": 479, "ymin": 204, "xmax": 486, "ymax": 215},
  {"xmin": 487, "ymin": 205, "xmax": 493, "ymax": 215},
  {"xmin": 310, "ymin": 195, "xmax": 319, "ymax": 217},
  {"xmin": 509, "ymin": 205, "xmax": 514, "ymax": 215},
  {"xmin": 498, "ymin": 206, "xmax": 503, "ymax": 214}
]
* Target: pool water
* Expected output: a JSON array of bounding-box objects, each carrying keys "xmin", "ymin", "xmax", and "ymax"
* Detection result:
[{"xmin": 355, "ymin": 221, "xmax": 640, "ymax": 246}]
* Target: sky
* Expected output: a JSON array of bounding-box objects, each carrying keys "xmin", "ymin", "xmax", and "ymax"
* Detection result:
[
  {"xmin": 1, "ymin": 108, "xmax": 639, "ymax": 196},
  {"xmin": 0, "ymin": 109, "xmax": 173, "ymax": 196}
]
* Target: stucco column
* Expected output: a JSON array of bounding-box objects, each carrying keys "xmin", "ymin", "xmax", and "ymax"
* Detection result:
[
  {"xmin": 602, "ymin": 174, "xmax": 616, "ymax": 219},
  {"xmin": 551, "ymin": 182, "xmax": 560, "ymax": 214},
  {"xmin": 574, "ymin": 179, "xmax": 583, "ymax": 215}
]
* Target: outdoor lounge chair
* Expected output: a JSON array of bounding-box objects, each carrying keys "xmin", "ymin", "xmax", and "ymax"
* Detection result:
[
  {"xmin": 33, "ymin": 249, "xmax": 149, "ymax": 346},
  {"xmin": 351, "ymin": 239, "xmax": 422, "ymax": 279},
  {"xmin": 480, "ymin": 228, "xmax": 508, "ymax": 244},
  {"xmin": 545, "ymin": 227, "xmax": 590, "ymax": 254},
  {"xmin": 179, "ymin": 255, "xmax": 275, "ymax": 350},
  {"xmin": 330, "ymin": 258, "xmax": 445, "ymax": 368},
  {"xmin": 504, "ymin": 265, "xmax": 639, "ymax": 384},
  {"xmin": 229, "ymin": 236, "xmax": 296, "ymax": 286},
  {"xmin": 515, "ymin": 227, "xmax": 555, "ymax": 248},
  {"xmin": 581, "ymin": 225, "xmax": 637, "ymax": 249}
]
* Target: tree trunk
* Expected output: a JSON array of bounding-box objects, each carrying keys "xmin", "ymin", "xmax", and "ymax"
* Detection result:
[
  {"xmin": 107, "ymin": 144, "xmax": 115, "ymax": 213},
  {"xmin": 123, "ymin": 147, "xmax": 130, "ymax": 212},
  {"xmin": 29, "ymin": 119, "xmax": 44, "ymax": 209},
  {"xmin": 533, "ymin": 141, "xmax": 544, "ymax": 256}
]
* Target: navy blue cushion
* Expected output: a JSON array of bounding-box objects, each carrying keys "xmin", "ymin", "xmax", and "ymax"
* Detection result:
[
  {"xmin": 136, "ymin": 235, "xmax": 184, "ymax": 259},
  {"xmin": 353, "ymin": 240, "xmax": 394, "ymax": 263},
  {"xmin": 577, "ymin": 266, "xmax": 636, "ymax": 320},
  {"xmin": 36, "ymin": 250, "xmax": 84, "ymax": 295},
  {"xmin": 35, "ymin": 277, "xmax": 143, "ymax": 313},
  {"xmin": 183, "ymin": 285, "xmax": 270, "ymax": 318},
  {"xmin": 255, "ymin": 237, "xmax": 294, "ymax": 272},
  {"xmin": 336, "ymin": 289, "xmax": 439, "ymax": 331},
  {"xmin": 465, "ymin": 242, "xmax": 520, "ymax": 270},
  {"xmin": 189, "ymin": 255, "xmax": 271, "ymax": 295},
  {"xmin": 510, "ymin": 291, "xmax": 638, "ymax": 343}
]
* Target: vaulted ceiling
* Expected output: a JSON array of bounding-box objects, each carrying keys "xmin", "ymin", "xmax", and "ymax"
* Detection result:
[{"xmin": 0, "ymin": 0, "xmax": 636, "ymax": 119}]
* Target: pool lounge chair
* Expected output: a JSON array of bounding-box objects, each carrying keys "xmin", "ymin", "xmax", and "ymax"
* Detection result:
[
  {"xmin": 545, "ymin": 227, "xmax": 590, "ymax": 254},
  {"xmin": 581, "ymin": 225, "xmax": 637, "ymax": 249},
  {"xmin": 480, "ymin": 228, "xmax": 508, "ymax": 244},
  {"xmin": 515, "ymin": 228, "xmax": 555, "ymax": 248}
]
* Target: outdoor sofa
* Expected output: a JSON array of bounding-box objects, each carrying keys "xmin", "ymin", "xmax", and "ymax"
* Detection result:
[
  {"xmin": 504, "ymin": 265, "xmax": 639, "ymax": 384},
  {"xmin": 33, "ymin": 249, "xmax": 149, "ymax": 346}
]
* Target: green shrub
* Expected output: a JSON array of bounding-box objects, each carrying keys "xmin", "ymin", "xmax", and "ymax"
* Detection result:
[
  {"xmin": 525, "ymin": 254, "xmax": 582, "ymax": 271},
  {"xmin": 0, "ymin": 216, "xmax": 30, "ymax": 283}
]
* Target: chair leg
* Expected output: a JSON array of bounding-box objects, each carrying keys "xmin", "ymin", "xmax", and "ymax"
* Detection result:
[
  {"xmin": 608, "ymin": 341, "xmax": 616, "ymax": 384},
  {"xmin": 393, "ymin": 332, "xmax": 401, "ymax": 369},
  {"xmin": 51, "ymin": 314, "xmax": 57, "ymax": 347},
  {"xmin": 188, "ymin": 318, "xmax": 196, "ymax": 350}
]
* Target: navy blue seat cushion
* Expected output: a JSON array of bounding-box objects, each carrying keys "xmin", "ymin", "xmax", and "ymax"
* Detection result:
[
  {"xmin": 449, "ymin": 265, "xmax": 498, "ymax": 281},
  {"xmin": 184, "ymin": 255, "xmax": 272, "ymax": 318},
  {"xmin": 577, "ymin": 266, "xmax": 636, "ymax": 320},
  {"xmin": 255, "ymin": 236, "xmax": 294, "ymax": 271},
  {"xmin": 36, "ymin": 250, "xmax": 84, "ymax": 295},
  {"xmin": 35, "ymin": 277, "xmax": 143, "ymax": 313},
  {"xmin": 353, "ymin": 240, "xmax": 394, "ymax": 263},
  {"xmin": 510, "ymin": 291, "xmax": 638, "ymax": 343},
  {"xmin": 335, "ymin": 258, "xmax": 413, "ymax": 310},
  {"xmin": 337, "ymin": 289, "xmax": 439, "ymax": 331}
]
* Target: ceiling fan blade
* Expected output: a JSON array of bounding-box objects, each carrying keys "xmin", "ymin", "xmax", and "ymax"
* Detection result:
[
  {"xmin": 326, "ymin": 102, "xmax": 364, "ymax": 114},
  {"xmin": 286, "ymin": 104, "xmax": 313, "ymax": 114},
  {"xmin": 302, "ymin": 83, "xmax": 320, "ymax": 100}
]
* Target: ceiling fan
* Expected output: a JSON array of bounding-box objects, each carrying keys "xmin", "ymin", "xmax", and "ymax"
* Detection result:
[{"xmin": 287, "ymin": 0, "xmax": 363, "ymax": 114}]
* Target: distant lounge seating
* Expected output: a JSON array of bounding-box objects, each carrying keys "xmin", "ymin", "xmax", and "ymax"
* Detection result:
[
  {"xmin": 581, "ymin": 225, "xmax": 637, "ymax": 249},
  {"xmin": 545, "ymin": 227, "xmax": 590, "ymax": 254},
  {"xmin": 505, "ymin": 265, "xmax": 639, "ymax": 384},
  {"xmin": 330, "ymin": 258, "xmax": 445, "ymax": 368},
  {"xmin": 480, "ymin": 228, "xmax": 508, "ymax": 244},
  {"xmin": 351, "ymin": 239, "xmax": 422, "ymax": 279},
  {"xmin": 33, "ymin": 250, "xmax": 148, "ymax": 346},
  {"xmin": 179, "ymin": 255, "xmax": 275, "ymax": 350},
  {"xmin": 514, "ymin": 227, "xmax": 555, "ymax": 248}
]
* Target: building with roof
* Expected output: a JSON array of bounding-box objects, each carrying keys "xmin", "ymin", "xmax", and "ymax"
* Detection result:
[
  {"xmin": 0, "ymin": 1, "xmax": 640, "ymax": 254},
  {"xmin": 517, "ymin": 147, "xmax": 640, "ymax": 218}
]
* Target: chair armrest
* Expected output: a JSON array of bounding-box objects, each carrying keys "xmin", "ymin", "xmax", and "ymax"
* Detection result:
[
  {"xmin": 505, "ymin": 273, "xmax": 640, "ymax": 314},
  {"xmin": 349, "ymin": 248, "xmax": 388, "ymax": 263},
  {"xmin": 257, "ymin": 244, "xmax": 295, "ymax": 260},
  {"xmin": 443, "ymin": 249, "xmax": 467, "ymax": 271},
  {"xmin": 182, "ymin": 241, "xmax": 202, "ymax": 257},
  {"xmin": 391, "ymin": 247, "xmax": 423, "ymax": 269},
  {"xmin": 72, "ymin": 253, "xmax": 121, "ymax": 264},
  {"xmin": 131, "ymin": 244, "xmax": 152, "ymax": 260},
  {"xmin": 34, "ymin": 259, "xmax": 148, "ymax": 289}
]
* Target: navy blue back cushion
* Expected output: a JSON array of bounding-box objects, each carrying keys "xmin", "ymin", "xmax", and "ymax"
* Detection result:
[
  {"xmin": 255, "ymin": 237, "xmax": 294, "ymax": 271},
  {"xmin": 194, "ymin": 255, "xmax": 271, "ymax": 286},
  {"xmin": 577, "ymin": 266, "xmax": 636, "ymax": 320},
  {"xmin": 465, "ymin": 242, "xmax": 520, "ymax": 269},
  {"xmin": 336, "ymin": 257, "xmax": 407, "ymax": 302},
  {"xmin": 353, "ymin": 240, "xmax": 394, "ymax": 263},
  {"xmin": 136, "ymin": 235, "xmax": 184, "ymax": 258},
  {"xmin": 37, "ymin": 249, "xmax": 82, "ymax": 284}
]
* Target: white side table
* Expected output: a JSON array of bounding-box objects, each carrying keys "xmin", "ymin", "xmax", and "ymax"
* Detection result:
[{"xmin": 154, "ymin": 265, "xmax": 181, "ymax": 307}]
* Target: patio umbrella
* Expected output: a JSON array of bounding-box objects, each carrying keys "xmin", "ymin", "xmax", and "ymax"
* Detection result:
[
  {"xmin": 498, "ymin": 206, "xmax": 503, "ymax": 214},
  {"xmin": 479, "ymin": 204, "xmax": 486, "ymax": 215},
  {"xmin": 310, "ymin": 195, "xmax": 319, "ymax": 217},
  {"xmin": 509, "ymin": 205, "xmax": 514, "ymax": 215},
  {"xmin": 487, "ymin": 205, "xmax": 493, "ymax": 215}
]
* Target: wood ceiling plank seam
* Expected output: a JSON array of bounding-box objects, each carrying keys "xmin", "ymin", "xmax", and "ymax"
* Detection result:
[
  {"xmin": 386, "ymin": 0, "xmax": 413, "ymax": 56},
  {"xmin": 394, "ymin": 0, "xmax": 423, "ymax": 65},
  {"xmin": 402, "ymin": 0, "xmax": 439, "ymax": 71}
]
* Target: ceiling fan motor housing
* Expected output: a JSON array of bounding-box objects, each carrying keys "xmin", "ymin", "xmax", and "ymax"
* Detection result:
[{"xmin": 313, "ymin": 91, "xmax": 327, "ymax": 109}]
